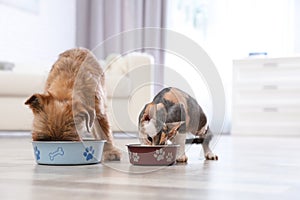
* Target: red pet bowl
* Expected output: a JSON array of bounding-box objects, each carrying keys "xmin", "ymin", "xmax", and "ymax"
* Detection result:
[{"xmin": 127, "ymin": 144, "xmax": 179, "ymax": 166}]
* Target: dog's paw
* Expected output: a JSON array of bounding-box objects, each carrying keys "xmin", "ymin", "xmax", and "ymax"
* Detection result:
[
  {"xmin": 176, "ymin": 154, "xmax": 188, "ymax": 163},
  {"xmin": 205, "ymin": 152, "xmax": 218, "ymax": 161},
  {"xmin": 103, "ymin": 148, "xmax": 121, "ymax": 161}
]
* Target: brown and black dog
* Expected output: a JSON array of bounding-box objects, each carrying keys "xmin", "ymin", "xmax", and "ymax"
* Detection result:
[
  {"xmin": 25, "ymin": 48, "xmax": 121, "ymax": 161},
  {"xmin": 138, "ymin": 87, "xmax": 218, "ymax": 162}
]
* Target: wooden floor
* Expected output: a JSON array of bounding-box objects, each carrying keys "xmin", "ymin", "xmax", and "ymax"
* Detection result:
[{"xmin": 0, "ymin": 133, "xmax": 300, "ymax": 200}]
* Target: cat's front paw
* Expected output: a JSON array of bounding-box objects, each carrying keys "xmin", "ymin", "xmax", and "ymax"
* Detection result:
[
  {"xmin": 176, "ymin": 154, "xmax": 188, "ymax": 163},
  {"xmin": 103, "ymin": 148, "xmax": 121, "ymax": 161},
  {"xmin": 205, "ymin": 152, "xmax": 218, "ymax": 160}
]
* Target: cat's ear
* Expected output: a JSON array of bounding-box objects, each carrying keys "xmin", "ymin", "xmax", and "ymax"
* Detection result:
[{"xmin": 166, "ymin": 121, "xmax": 185, "ymax": 139}]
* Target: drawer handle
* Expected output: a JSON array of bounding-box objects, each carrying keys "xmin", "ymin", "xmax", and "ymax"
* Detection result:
[
  {"xmin": 263, "ymin": 107, "xmax": 278, "ymax": 112},
  {"xmin": 263, "ymin": 63, "xmax": 278, "ymax": 68},
  {"xmin": 262, "ymin": 85, "xmax": 278, "ymax": 90}
]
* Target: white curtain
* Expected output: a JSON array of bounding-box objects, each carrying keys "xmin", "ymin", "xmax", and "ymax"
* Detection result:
[{"xmin": 76, "ymin": 0, "xmax": 168, "ymax": 93}]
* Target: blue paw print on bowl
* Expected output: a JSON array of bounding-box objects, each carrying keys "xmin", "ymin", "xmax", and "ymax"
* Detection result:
[
  {"xmin": 83, "ymin": 146, "xmax": 95, "ymax": 161},
  {"xmin": 34, "ymin": 146, "xmax": 40, "ymax": 160}
]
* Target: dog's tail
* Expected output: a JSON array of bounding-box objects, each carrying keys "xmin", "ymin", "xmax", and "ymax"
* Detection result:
[
  {"xmin": 185, "ymin": 125, "xmax": 211, "ymax": 144},
  {"xmin": 185, "ymin": 137, "xmax": 204, "ymax": 144}
]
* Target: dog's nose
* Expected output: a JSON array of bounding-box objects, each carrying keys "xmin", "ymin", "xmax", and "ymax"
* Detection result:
[{"xmin": 147, "ymin": 135, "xmax": 153, "ymax": 143}]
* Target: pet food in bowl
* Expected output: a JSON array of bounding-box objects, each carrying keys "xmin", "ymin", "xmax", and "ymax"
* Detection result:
[
  {"xmin": 127, "ymin": 144, "xmax": 179, "ymax": 166},
  {"xmin": 32, "ymin": 140, "xmax": 106, "ymax": 165}
]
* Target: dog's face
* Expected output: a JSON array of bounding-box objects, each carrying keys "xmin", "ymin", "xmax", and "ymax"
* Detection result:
[
  {"xmin": 139, "ymin": 120, "xmax": 183, "ymax": 145},
  {"xmin": 25, "ymin": 93, "xmax": 94, "ymax": 141},
  {"xmin": 138, "ymin": 103, "xmax": 183, "ymax": 145}
]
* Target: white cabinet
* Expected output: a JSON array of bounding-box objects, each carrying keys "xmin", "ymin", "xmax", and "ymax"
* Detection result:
[{"xmin": 232, "ymin": 57, "xmax": 300, "ymax": 136}]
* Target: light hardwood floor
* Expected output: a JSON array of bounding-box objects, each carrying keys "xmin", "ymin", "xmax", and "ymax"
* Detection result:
[{"xmin": 0, "ymin": 133, "xmax": 299, "ymax": 200}]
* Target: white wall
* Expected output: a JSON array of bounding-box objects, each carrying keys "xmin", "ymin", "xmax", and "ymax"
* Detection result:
[
  {"xmin": 165, "ymin": 0, "xmax": 295, "ymax": 134},
  {"xmin": 0, "ymin": 0, "xmax": 76, "ymax": 71},
  {"xmin": 295, "ymin": 0, "xmax": 300, "ymax": 53},
  {"xmin": 227, "ymin": 0, "xmax": 294, "ymax": 58}
]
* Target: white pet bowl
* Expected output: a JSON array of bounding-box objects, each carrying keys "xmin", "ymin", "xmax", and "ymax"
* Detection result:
[{"xmin": 32, "ymin": 140, "xmax": 106, "ymax": 165}]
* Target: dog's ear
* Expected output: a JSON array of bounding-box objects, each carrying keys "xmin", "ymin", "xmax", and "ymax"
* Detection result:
[
  {"xmin": 73, "ymin": 101, "xmax": 95, "ymax": 133},
  {"xmin": 140, "ymin": 103, "xmax": 154, "ymax": 122},
  {"xmin": 72, "ymin": 100, "xmax": 96, "ymax": 133},
  {"xmin": 158, "ymin": 126, "xmax": 169, "ymax": 145},
  {"xmin": 84, "ymin": 108, "xmax": 95, "ymax": 133},
  {"xmin": 157, "ymin": 121, "xmax": 181, "ymax": 145},
  {"xmin": 140, "ymin": 103, "xmax": 166, "ymax": 122},
  {"xmin": 25, "ymin": 94, "xmax": 45, "ymax": 113},
  {"xmin": 165, "ymin": 121, "xmax": 185, "ymax": 140}
]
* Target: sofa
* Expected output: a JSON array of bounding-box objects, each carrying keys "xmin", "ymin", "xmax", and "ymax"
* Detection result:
[{"xmin": 0, "ymin": 52, "xmax": 153, "ymax": 133}]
